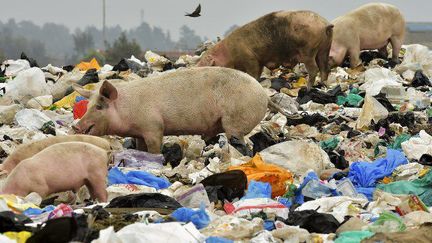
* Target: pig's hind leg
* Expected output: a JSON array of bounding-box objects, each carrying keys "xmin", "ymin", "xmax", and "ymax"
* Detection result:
[
  {"xmin": 86, "ymin": 175, "xmax": 108, "ymax": 202},
  {"xmin": 303, "ymin": 57, "xmax": 319, "ymax": 91},
  {"xmin": 390, "ymin": 36, "xmax": 402, "ymax": 64}
]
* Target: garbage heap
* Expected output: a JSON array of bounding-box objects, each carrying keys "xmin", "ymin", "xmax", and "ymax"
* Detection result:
[{"xmin": 0, "ymin": 44, "xmax": 432, "ymax": 243}]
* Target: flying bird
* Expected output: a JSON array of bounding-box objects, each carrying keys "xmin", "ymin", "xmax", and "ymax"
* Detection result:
[{"xmin": 185, "ymin": 4, "xmax": 201, "ymax": 17}]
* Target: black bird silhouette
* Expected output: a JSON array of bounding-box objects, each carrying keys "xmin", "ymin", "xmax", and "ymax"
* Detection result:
[{"xmin": 185, "ymin": 4, "xmax": 201, "ymax": 17}]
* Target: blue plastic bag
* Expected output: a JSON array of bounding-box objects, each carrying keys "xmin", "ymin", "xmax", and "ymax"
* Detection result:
[
  {"xmin": 348, "ymin": 149, "xmax": 408, "ymax": 200},
  {"xmin": 75, "ymin": 96, "xmax": 86, "ymax": 102},
  {"xmin": 171, "ymin": 204, "xmax": 210, "ymax": 230},
  {"xmin": 24, "ymin": 205, "xmax": 56, "ymax": 217},
  {"xmin": 108, "ymin": 167, "xmax": 171, "ymax": 189},
  {"xmin": 242, "ymin": 180, "xmax": 272, "ymax": 199},
  {"xmin": 206, "ymin": 237, "xmax": 233, "ymax": 243}
]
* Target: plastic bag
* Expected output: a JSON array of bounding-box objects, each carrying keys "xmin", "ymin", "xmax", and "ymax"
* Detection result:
[
  {"xmin": 106, "ymin": 184, "xmax": 157, "ymax": 201},
  {"xmin": 106, "ymin": 193, "xmax": 182, "ymax": 209},
  {"xmin": 174, "ymin": 183, "xmax": 211, "ymax": 208},
  {"xmin": 356, "ymin": 95, "xmax": 389, "ymax": 129},
  {"xmin": 260, "ymin": 140, "xmax": 333, "ymax": 178},
  {"xmin": 228, "ymin": 154, "xmax": 293, "ymax": 197},
  {"xmin": 15, "ymin": 109, "xmax": 53, "ymax": 131},
  {"xmin": 224, "ymin": 198, "xmax": 289, "ymax": 218},
  {"xmin": 92, "ymin": 222, "xmax": 205, "ymax": 243},
  {"xmin": 201, "ymin": 215, "xmax": 264, "ymax": 240},
  {"xmin": 334, "ymin": 231, "xmax": 374, "ymax": 243},
  {"xmin": 171, "ymin": 205, "xmax": 210, "ymax": 229},
  {"xmin": 108, "ymin": 167, "xmax": 170, "ymax": 189},
  {"xmin": 2, "ymin": 231, "xmax": 31, "ymax": 243},
  {"xmin": 201, "ymin": 170, "xmax": 247, "ymax": 202},
  {"xmin": 145, "ymin": 51, "xmax": 170, "ymax": 71},
  {"xmin": 27, "ymin": 95, "xmax": 53, "ymax": 110},
  {"xmin": 0, "ymin": 104, "xmax": 21, "ymax": 125},
  {"xmin": 389, "ymin": 133, "xmax": 411, "ymax": 150},
  {"xmin": 377, "ymin": 170, "xmax": 432, "ymax": 207},
  {"xmin": 1, "ymin": 59, "xmax": 30, "ymax": 76},
  {"xmin": 360, "ymin": 67, "xmax": 403, "ymax": 96},
  {"xmin": 284, "ymin": 209, "xmax": 340, "ymax": 234},
  {"xmin": 401, "ymin": 130, "xmax": 432, "ymax": 160},
  {"xmin": 242, "ymin": 180, "xmax": 272, "ymax": 199},
  {"xmin": 113, "ymin": 149, "xmax": 164, "ymax": 170},
  {"xmin": 76, "ymin": 58, "xmax": 100, "ymax": 71},
  {"xmin": 73, "ymin": 100, "xmax": 88, "ymax": 119},
  {"xmin": 5, "ymin": 67, "xmax": 50, "ymax": 104},
  {"xmin": 348, "ymin": 149, "xmax": 408, "ymax": 200},
  {"xmin": 368, "ymin": 211, "xmax": 406, "ymax": 233},
  {"xmin": 395, "ymin": 44, "xmax": 432, "ymax": 80}
]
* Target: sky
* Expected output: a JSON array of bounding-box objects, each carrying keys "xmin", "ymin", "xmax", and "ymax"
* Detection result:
[{"xmin": 1, "ymin": 0, "xmax": 431, "ymax": 40}]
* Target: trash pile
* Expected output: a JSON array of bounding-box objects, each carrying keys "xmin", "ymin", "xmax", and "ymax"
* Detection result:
[{"xmin": 0, "ymin": 44, "xmax": 432, "ymax": 243}]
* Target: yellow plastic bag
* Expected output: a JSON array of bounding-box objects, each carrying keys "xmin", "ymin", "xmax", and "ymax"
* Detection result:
[
  {"xmin": 54, "ymin": 83, "xmax": 96, "ymax": 109},
  {"xmin": 229, "ymin": 154, "xmax": 293, "ymax": 197},
  {"xmin": 4, "ymin": 231, "xmax": 32, "ymax": 243},
  {"xmin": 0, "ymin": 194, "xmax": 39, "ymax": 213},
  {"xmin": 76, "ymin": 58, "xmax": 100, "ymax": 71}
]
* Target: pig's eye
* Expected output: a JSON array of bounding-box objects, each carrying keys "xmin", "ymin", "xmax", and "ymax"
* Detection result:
[{"xmin": 96, "ymin": 104, "xmax": 103, "ymax": 110}]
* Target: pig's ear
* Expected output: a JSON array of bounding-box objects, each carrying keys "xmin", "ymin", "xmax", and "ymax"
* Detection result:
[
  {"xmin": 100, "ymin": 81, "xmax": 118, "ymax": 101},
  {"xmin": 72, "ymin": 83, "xmax": 92, "ymax": 98}
]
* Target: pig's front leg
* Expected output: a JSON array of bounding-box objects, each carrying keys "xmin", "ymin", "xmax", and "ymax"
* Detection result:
[
  {"xmin": 142, "ymin": 131, "xmax": 163, "ymax": 154},
  {"xmin": 136, "ymin": 138, "xmax": 148, "ymax": 151}
]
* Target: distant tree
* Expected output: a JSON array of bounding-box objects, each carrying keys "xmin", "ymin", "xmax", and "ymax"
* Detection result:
[
  {"xmin": 224, "ymin": 25, "xmax": 239, "ymax": 37},
  {"xmin": 82, "ymin": 49, "xmax": 106, "ymax": 65},
  {"xmin": 73, "ymin": 30, "xmax": 95, "ymax": 56},
  {"xmin": 105, "ymin": 33, "xmax": 142, "ymax": 64},
  {"xmin": 176, "ymin": 25, "xmax": 202, "ymax": 50}
]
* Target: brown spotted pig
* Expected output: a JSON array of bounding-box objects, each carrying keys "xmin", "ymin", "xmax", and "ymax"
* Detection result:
[
  {"xmin": 197, "ymin": 11, "xmax": 334, "ymax": 90},
  {"xmin": 2, "ymin": 142, "xmax": 109, "ymax": 202},
  {"xmin": 72, "ymin": 67, "xmax": 270, "ymax": 154},
  {"xmin": 329, "ymin": 3, "xmax": 405, "ymax": 68}
]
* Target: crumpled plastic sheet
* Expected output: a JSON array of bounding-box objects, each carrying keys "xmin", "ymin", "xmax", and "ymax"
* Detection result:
[
  {"xmin": 348, "ymin": 149, "xmax": 408, "ymax": 200},
  {"xmin": 92, "ymin": 222, "xmax": 205, "ymax": 243},
  {"xmin": 401, "ymin": 130, "xmax": 432, "ymax": 160},
  {"xmin": 360, "ymin": 67, "xmax": 403, "ymax": 96},
  {"xmin": 108, "ymin": 167, "xmax": 170, "ymax": 190}
]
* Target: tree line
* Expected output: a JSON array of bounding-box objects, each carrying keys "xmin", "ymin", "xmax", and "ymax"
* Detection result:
[{"xmin": 0, "ymin": 19, "xmax": 228, "ymax": 66}]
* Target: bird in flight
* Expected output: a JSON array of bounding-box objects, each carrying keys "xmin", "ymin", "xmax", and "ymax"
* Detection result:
[{"xmin": 185, "ymin": 4, "xmax": 201, "ymax": 17}]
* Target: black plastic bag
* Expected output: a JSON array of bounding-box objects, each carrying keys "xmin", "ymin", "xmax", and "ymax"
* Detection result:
[
  {"xmin": 229, "ymin": 137, "xmax": 253, "ymax": 157},
  {"xmin": 374, "ymin": 93, "xmax": 396, "ymax": 112},
  {"xmin": 284, "ymin": 210, "xmax": 340, "ymax": 233},
  {"xmin": 0, "ymin": 211, "xmax": 32, "ymax": 233},
  {"xmin": 412, "ymin": 70, "xmax": 431, "ymax": 87},
  {"xmin": 64, "ymin": 68, "xmax": 99, "ymax": 97},
  {"xmin": 419, "ymin": 154, "xmax": 432, "ymax": 166},
  {"xmin": 297, "ymin": 85, "xmax": 343, "ymax": 105},
  {"xmin": 201, "ymin": 170, "xmax": 247, "ymax": 202},
  {"xmin": 270, "ymin": 78, "xmax": 290, "ymax": 91},
  {"xmin": 27, "ymin": 217, "xmax": 77, "ymax": 243},
  {"xmin": 286, "ymin": 113, "xmax": 329, "ymax": 126},
  {"xmin": 161, "ymin": 143, "xmax": 183, "ymax": 168},
  {"xmin": 106, "ymin": 193, "xmax": 181, "ymax": 210},
  {"xmin": 21, "ymin": 52, "xmax": 38, "ymax": 67},
  {"xmin": 250, "ymin": 132, "xmax": 277, "ymax": 154},
  {"xmin": 328, "ymin": 150, "xmax": 349, "ymax": 169}
]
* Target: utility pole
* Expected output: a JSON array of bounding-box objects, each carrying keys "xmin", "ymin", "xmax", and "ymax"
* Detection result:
[
  {"xmin": 140, "ymin": 9, "xmax": 144, "ymax": 23},
  {"xmin": 102, "ymin": 0, "xmax": 106, "ymax": 49}
]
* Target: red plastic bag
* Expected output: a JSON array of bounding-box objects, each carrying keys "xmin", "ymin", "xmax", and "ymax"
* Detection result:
[{"xmin": 73, "ymin": 100, "xmax": 89, "ymax": 119}]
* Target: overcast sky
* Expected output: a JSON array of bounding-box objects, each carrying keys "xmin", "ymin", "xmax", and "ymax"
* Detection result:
[{"xmin": 1, "ymin": 0, "xmax": 430, "ymax": 40}]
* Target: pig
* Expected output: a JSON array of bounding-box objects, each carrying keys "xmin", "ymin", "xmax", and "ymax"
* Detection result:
[
  {"xmin": 0, "ymin": 134, "xmax": 111, "ymax": 174},
  {"xmin": 197, "ymin": 11, "xmax": 334, "ymax": 90},
  {"xmin": 2, "ymin": 142, "xmax": 109, "ymax": 202},
  {"xmin": 329, "ymin": 3, "xmax": 405, "ymax": 68},
  {"xmin": 71, "ymin": 67, "xmax": 270, "ymax": 154}
]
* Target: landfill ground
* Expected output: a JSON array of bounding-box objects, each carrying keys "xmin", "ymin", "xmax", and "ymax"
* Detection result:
[{"xmin": 1, "ymin": 41, "xmax": 432, "ymax": 243}]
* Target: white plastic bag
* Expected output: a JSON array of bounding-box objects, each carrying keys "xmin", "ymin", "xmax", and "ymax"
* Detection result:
[
  {"xmin": 260, "ymin": 140, "xmax": 333, "ymax": 177},
  {"xmin": 360, "ymin": 67, "xmax": 403, "ymax": 96},
  {"xmin": 145, "ymin": 51, "xmax": 170, "ymax": 71},
  {"xmin": 395, "ymin": 44, "xmax": 432, "ymax": 80},
  {"xmin": 356, "ymin": 95, "xmax": 389, "ymax": 129},
  {"xmin": 401, "ymin": 130, "xmax": 432, "ymax": 160},
  {"xmin": 1, "ymin": 59, "xmax": 30, "ymax": 76},
  {"xmin": 5, "ymin": 67, "xmax": 50, "ymax": 104},
  {"xmin": 15, "ymin": 109, "xmax": 52, "ymax": 131}
]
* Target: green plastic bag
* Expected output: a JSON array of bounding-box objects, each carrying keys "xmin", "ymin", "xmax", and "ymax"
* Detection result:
[
  {"xmin": 389, "ymin": 134, "xmax": 411, "ymax": 150},
  {"xmin": 320, "ymin": 137, "xmax": 340, "ymax": 151},
  {"xmin": 337, "ymin": 94, "xmax": 364, "ymax": 107},
  {"xmin": 368, "ymin": 211, "xmax": 406, "ymax": 233},
  {"xmin": 335, "ymin": 231, "xmax": 374, "ymax": 243},
  {"xmin": 377, "ymin": 170, "xmax": 432, "ymax": 206}
]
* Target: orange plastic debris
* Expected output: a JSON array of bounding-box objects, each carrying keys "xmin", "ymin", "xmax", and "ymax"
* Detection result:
[
  {"xmin": 76, "ymin": 58, "xmax": 100, "ymax": 71},
  {"xmin": 228, "ymin": 154, "xmax": 293, "ymax": 197}
]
